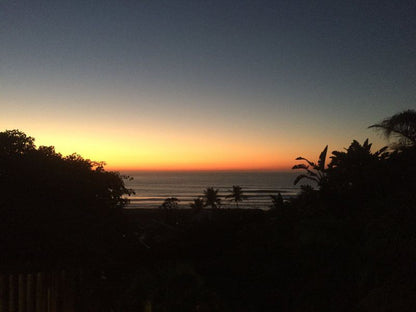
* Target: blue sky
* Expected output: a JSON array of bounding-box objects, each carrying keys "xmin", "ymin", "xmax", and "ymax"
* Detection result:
[{"xmin": 1, "ymin": 0, "xmax": 415, "ymax": 169}]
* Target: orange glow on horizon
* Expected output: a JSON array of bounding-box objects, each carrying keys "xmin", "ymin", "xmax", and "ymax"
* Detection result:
[
  {"xmin": 106, "ymin": 161, "xmax": 293, "ymax": 172},
  {"xmin": 96, "ymin": 146, "xmax": 295, "ymax": 172},
  {"xmin": 2, "ymin": 123, "xmax": 299, "ymax": 172},
  {"xmin": 1, "ymin": 113, "xmax": 355, "ymax": 173},
  {"xmin": 101, "ymin": 150, "xmax": 295, "ymax": 172},
  {"xmin": 0, "ymin": 123, "xmax": 358, "ymax": 172}
]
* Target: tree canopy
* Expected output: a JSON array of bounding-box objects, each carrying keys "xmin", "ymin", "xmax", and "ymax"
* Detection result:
[
  {"xmin": 203, "ymin": 187, "xmax": 221, "ymax": 209},
  {"xmin": 369, "ymin": 109, "xmax": 416, "ymax": 149},
  {"xmin": 225, "ymin": 185, "xmax": 247, "ymax": 208},
  {"xmin": 0, "ymin": 129, "xmax": 133, "ymax": 266}
]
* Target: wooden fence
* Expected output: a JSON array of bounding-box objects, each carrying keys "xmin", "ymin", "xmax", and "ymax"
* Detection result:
[{"xmin": 0, "ymin": 270, "xmax": 77, "ymax": 312}]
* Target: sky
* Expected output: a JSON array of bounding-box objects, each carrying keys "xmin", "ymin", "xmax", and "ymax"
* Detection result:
[{"xmin": 1, "ymin": 0, "xmax": 415, "ymax": 170}]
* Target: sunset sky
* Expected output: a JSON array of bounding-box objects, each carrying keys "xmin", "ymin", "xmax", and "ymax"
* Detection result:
[{"xmin": 1, "ymin": 0, "xmax": 415, "ymax": 170}]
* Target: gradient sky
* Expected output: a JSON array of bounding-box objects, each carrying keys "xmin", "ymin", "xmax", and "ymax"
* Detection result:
[{"xmin": 1, "ymin": 0, "xmax": 415, "ymax": 170}]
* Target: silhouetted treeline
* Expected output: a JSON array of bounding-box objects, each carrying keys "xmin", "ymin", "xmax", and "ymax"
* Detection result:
[
  {"xmin": 1, "ymin": 110, "xmax": 415, "ymax": 311},
  {"xmin": 0, "ymin": 130, "xmax": 134, "ymax": 269}
]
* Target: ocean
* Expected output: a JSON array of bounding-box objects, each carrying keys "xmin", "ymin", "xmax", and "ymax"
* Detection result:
[{"xmin": 122, "ymin": 171, "xmax": 303, "ymax": 209}]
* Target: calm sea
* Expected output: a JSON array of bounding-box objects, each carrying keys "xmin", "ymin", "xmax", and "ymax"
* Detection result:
[{"xmin": 122, "ymin": 171, "xmax": 302, "ymax": 209}]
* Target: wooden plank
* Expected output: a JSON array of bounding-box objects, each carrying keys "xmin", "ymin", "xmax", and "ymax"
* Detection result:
[
  {"xmin": 46, "ymin": 273, "xmax": 51, "ymax": 312},
  {"xmin": 0, "ymin": 274, "xmax": 7, "ymax": 312},
  {"xmin": 35, "ymin": 273, "xmax": 43, "ymax": 312},
  {"xmin": 50, "ymin": 272, "xmax": 57, "ymax": 312},
  {"xmin": 144, "ymin": 300, "xmax": 152, "ymax": 312},
  {"xmin": 26, "ymin": 274, "xmax": 34, "ymax": 312},
  {"xmin": 61, "ymin": 270, "xmax": 74, "ymax": 312},
  {"xmin": 9, "ymin": 275, "xmax": 16, "ymax": 312},
  {"xmin": 17, "ymin": 274, "xmax": 25, "ymax": 312}
]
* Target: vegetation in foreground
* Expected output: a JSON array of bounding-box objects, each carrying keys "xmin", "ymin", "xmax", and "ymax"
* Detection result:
[
  {"xmin": 0, "ymin": 130, "xmax": 134, "ymax": 268},
  {"xmin": 0, "ymin": 110, "xmax": 415, "ymax": 311}
]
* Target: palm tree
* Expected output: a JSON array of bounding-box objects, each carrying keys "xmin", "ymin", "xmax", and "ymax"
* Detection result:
[
  {"xmin": 369, "ymin": 109, "xmax": 416, "ymax": 149},
  {"xmin": 190, "ymin": 197, "xmax": 204, "ymax": 213},
  {"xmin": 225, "ymin": 185, "xmax": 247, "ymax": 208},
  {"xmin": 292, "ymin": 145, "xmax": 328, "ymax": 187},
  {"xmin": 203, "ymin": 187, "xmax": 221, "ymax": 209}
]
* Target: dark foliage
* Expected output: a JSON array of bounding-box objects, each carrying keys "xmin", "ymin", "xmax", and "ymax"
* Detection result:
[
  {"xmin": 0, "ymin": 129, "xmax": 133, "ymax": 268},
  {"xmin": 2, "ymin": 110, "xmax": 416, "ymax": 311},
  {"xmin": 225, "ymin": 185, "xmax": 247, "ymax": 208},
  {"xmin": 270, "ymin": 192, "xmax": 284, "ymax": 210},
  {"xmin": 369, "ymin": 109, "xmax": 416, "ymax": 149},
  {"xmin": 159, "ymin": 197, "xmax": 179, "ymax": 210},
  {"xmin": 204, "ymin": 187, "xmax": 221, "ymax": 209},
  {"xmin": 288, "ymin": 136, "xmax": 416, "ymax": 311},
  {"xmin": 90, "ymin": 112, "xmax": 416, "ymax": 311},
  {"xmin": 293, "ymin": 145, "xmax": 328, "ymax": 186},
  {"xmin": 190, "ymin": 197, "xmax": 204, "ymax": 213}
]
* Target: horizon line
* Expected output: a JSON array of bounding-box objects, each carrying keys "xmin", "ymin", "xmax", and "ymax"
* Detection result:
[{"xmin": 110, "ymin": 168, "xmax": 294, "ymax": 173}]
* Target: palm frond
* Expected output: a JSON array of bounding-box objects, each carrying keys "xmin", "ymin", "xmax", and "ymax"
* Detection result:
[
  {"xmin": 295, "ymin": 157, "xmax": 317, "ymax": 168},
  {"xmin": 369, "ymin": 110, "xmax": 416, "ymax": 147},
  {"xmin": 292, "ymin": 164, "xmax": 309, "ymax": 170},
  {"xmin": 374, "ymin": 146, "xmax": 388, "ymax": 156},
  {"xmin": 318, "ymin": 145, "xmax": 328, "ymax": 171}
]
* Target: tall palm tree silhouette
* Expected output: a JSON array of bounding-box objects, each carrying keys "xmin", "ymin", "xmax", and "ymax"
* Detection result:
[
  {"xmin": 203, "ymin": 187, "xmax": 221, "ymax": 209},
  {"xmin": 369, "ymin": 109, "xmax": 416, "ymax": 149},
  {"xmin": 225, "ymin": 185, "xmax": 247, "ymax": 208}
]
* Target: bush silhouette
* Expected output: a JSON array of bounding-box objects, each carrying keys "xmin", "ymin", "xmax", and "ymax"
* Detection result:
[{"xmin": 0, "ymin": 129, "xmax": 133, "ymax": 266}]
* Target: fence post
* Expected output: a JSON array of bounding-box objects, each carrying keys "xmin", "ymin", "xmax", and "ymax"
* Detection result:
[
  {"xmin": 9, "ymin": 275, "xmax": 16, "ymax": 312},
  {"xmin": 35, "ymin": 272, "xmax": 43, "ymax": 312},
  {"xmin": 47, "ymin": 272, "xmax": 51, "ymax": 312},
  {"xmin": 18, "ymin": 273, "xmax": 26, "ymax": 312},
  {"xmin": 26, "ymin": 273, "xmax": 34, "ymax": 312},
  {"xmin": 61, "ymin": 270, "xmax": 73, "ymax": 312},
  {"xmin": 144, "ymin": 300, "xmax": 152, "ymax": 312},
  {"xmin": 0, "ymin": 274, "xmax": 7, "ymax": 312}
]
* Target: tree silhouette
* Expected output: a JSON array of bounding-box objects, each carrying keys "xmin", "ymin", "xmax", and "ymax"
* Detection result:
[
  {"xmin": 369, "ymin": 109, "xmax": 416, "ymax": 149},
  {"xmin": 329, "ymin": 139, "xmax": 388, "ymax": 168},
  {"xmin": 325, "ymin": 139, "xmax": 389, "ymax": 196},
  {"xmin": 190, "ymin": 197, "xmax": 204, "ymax": 213},
  {"xmin": 0, "ymin": 129, "xmax": 134, "ymax": 265},
  {"xmin": 0, "ymin": 129, "xmax": 36, "ymax": 156},
  {"xmin": 203, "ymin": 187, "xmax": 221, "ymax": 209},
  {"xmin": 292, "ymin": 145, "xmax": 328, "ymax": 187},
  {"xmin": 270, "ymin": 192, "xmax": 284, "ymax": 210},
  {"xmin": 225, "ymin": 185, "xmax": 247, "ymax": 208},
  {"xmin": 160, "ymin": 197, "xmax": 179, "ymax": 210},
  {"xmin": 158, "ymin": 197, "xmax": 180, "ymax": 225}
]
